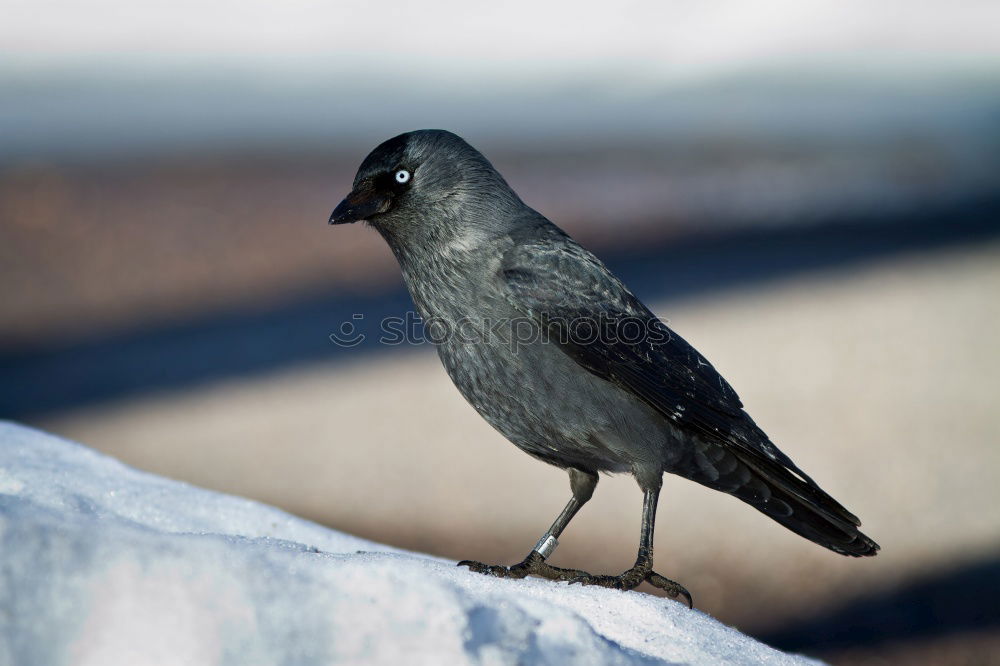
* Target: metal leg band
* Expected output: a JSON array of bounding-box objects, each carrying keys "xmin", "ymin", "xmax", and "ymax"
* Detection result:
[{"xmin": 532, "ymin": 534, "xmax": 559, "ymax": 559}]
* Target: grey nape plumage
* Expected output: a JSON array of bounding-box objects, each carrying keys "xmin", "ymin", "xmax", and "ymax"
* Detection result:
[{"xmin": 329, "ymin": 130, "xmax": 879, "ymax": 607}]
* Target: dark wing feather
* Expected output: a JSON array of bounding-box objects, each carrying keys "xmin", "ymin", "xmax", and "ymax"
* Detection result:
[{"xmin": 500, "ymin": 232, "xmax": 866, "ymax": 532}]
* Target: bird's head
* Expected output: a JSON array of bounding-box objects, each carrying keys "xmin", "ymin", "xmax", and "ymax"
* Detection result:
[{"xmin": 329, "ymin": 130, "xmax": 522, "ymax": 249}]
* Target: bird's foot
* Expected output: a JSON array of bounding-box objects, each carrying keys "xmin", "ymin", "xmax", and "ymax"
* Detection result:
[
  {"xmin": 458, "ymin": 558, "xmax": 531, "ymax": 579},
  {"xmin": 458, "ymin": 551, "xmax": 589, "ymax": 582},
  {"xmin": 568, "ymin": 564, "xmax": 648, "ymax": 591},
  {"xmin": 569, "ymin": 566, "xmax": 693, "ymax": 607},
  {"xmin": 459, "ymin": 554, "xmax": 692, "ymax": 606}
]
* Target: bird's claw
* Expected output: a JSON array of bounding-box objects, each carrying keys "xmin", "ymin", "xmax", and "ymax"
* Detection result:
[
  {"xmin": 457, "ymin": 559, "xmax": 529, "ymax": 579},
  {"xmin": 645, "ymin": 571, "xmax": 693, "ymax": 608}
]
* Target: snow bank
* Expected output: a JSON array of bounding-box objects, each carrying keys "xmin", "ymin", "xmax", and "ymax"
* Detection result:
[{"xmin": 0, "ymin": 422, "xmax": 815, "ymax": 665}]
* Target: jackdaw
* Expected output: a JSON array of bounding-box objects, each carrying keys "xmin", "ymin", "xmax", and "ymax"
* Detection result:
[{"xmin": 329, "ymin": 130, "xmax": 879, "ymax": 606}]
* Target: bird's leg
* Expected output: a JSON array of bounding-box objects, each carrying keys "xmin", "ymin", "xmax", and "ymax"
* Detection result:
[
  {"xmin": 569, "ymin": 485, "xmax": 693, "ymax": 607},
  {"xmin": 459, "ymin": 469, "xmax": 596, "ymax": 582}
]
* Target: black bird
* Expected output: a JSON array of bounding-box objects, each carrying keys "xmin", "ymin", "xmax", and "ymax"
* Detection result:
[{"xmin": 329, "ymin": 130, "xmax": 879, "ymax": 606}]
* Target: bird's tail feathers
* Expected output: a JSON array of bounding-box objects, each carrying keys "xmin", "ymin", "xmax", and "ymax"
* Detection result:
[{"xmin": 686, "ymin": 441, "xmax": 880, "ymax": 557}]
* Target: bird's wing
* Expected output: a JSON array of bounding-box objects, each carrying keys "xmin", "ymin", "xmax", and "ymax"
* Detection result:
[{"xmin": 499, "ymin": 232, "xmax": 828, "ymax": 493}]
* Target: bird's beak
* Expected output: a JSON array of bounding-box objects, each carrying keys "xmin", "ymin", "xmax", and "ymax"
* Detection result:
[{"xmin": 328, "ymin": 186, "xmax": 392, "ymax": 225}]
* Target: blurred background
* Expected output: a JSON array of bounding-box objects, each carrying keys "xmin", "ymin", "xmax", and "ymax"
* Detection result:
[{"xmin": 2, "ymin": 1, "xmax": 999, "ymax": 663}]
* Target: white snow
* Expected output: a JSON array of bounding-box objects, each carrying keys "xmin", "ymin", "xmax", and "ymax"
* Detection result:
[{"xmin": 0, "ymin": 421, "xmax": 816, "ymax": 665}]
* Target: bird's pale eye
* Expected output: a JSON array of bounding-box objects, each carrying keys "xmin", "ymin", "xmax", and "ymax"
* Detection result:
[{"xmin": 395, "ymin": 169, "xmax": 411, "ymax": 184}]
